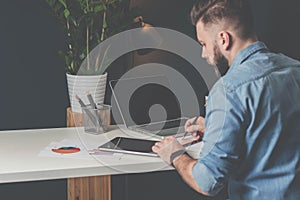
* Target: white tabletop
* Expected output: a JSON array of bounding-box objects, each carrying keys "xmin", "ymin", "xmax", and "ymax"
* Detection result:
[{"xmin": 0, "ymin": 126, "xmax": 174, "ymax": 184}]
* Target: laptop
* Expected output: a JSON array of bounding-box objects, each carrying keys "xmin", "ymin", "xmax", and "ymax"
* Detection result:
[{"xmin": 109, "ymin": 75, "xmax": 188, "ymax": 139}]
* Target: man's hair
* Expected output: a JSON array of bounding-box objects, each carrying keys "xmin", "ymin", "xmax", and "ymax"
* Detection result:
[{"xmin": 190, "ymin": 0, "xmax": 255, "ymax": 39}]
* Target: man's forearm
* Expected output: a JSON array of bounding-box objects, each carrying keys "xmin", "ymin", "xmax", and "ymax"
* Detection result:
[{"xmin": 173, "ymin": 154, "xmax": 208, "ymax": 195}]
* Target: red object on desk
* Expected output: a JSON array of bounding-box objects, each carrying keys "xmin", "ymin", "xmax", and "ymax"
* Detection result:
[{"xmin": 52, "ymin": 147, "xmax": 81, "ymax": 154}]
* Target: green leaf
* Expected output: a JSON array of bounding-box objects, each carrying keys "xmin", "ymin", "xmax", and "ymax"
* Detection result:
[
  {"xmin": 46, "ymin": 0, "xmax": 141, "ymax": 74},
  {"xmin": 103, "ymin": 18, "xmax": 107, "ymax": 29},
  {"xmin": 69, "ymin": 16, "xmax": 78, "ymax": 26},
  {"xmin": 53, "ymin": 3, "xmax": 63, "ymax": 14},
  {"xmin": 58, "ymin": 0, "xmax": 67, "ymax": 9},
  {"xmin": 63, "ymin": 9, "xmax": 70, "ymax": 19},
  {"xmin": 107, "ymin": 0, "xmax": 118, "ymax": 5},
  {"xmin": 79, "ymin": 52, "xmax": 85, "ymax": 60},
  {"xmin": 94, "ymin": 4, "xmax": 106, "ymax": 13},
  {"xmin": 46, "ymin": 0, "xmax": 55, "ymax": 7}
]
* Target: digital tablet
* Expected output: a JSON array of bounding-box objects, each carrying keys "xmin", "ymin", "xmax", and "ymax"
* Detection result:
[{"xmin": 98, "ymin": 137, "xmax": 158, "ymax": 157}]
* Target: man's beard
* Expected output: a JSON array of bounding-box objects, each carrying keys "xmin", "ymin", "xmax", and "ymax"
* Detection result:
[{"xmin": 213, "ymin": 44, "xmax": 229, "ymax": 76}]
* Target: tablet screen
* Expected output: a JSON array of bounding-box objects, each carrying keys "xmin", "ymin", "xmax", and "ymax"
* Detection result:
[{"xmin": 98, "ymin": 137, "xmax": 157, "ymax": 155}]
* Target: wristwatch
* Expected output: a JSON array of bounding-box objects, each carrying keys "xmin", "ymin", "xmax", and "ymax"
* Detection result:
[{"xmin": 170, "ymin": 149, "xmax": 186, "ymax": 167}]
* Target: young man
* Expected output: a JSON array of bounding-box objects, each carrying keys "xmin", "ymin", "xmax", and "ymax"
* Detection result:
[{"xmin": 152, "ymin": 0, "xmax": 300, "ymax": 199}]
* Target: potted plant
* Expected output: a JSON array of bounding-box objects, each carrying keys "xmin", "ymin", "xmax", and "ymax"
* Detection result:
[{"xmin": 46, "ymin": 0, "xmax": 139, "ymax": 113}]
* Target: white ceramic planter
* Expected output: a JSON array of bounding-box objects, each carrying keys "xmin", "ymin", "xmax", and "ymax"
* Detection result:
[{"xmin": 66, "ymin": 73, "xmax": 108, "ymax": 113}]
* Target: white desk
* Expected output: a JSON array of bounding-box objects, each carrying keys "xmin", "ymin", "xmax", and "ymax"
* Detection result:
[
  {"xmin": 0, "ymin": 127, "xmax": 176, "ymax": 183},
  {"xmin": 0, "ymin": 127, "xmax": 173, "ymax": 199},
  {"xmin": 0, "ymin": 126, "xmax": 201, "ymax": 199}
]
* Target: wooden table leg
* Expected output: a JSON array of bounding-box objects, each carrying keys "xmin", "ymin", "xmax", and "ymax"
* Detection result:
[
  {"xmin": 67, "ymin": 108, "xmax": 111, "ymax": 200},
  {"xmin": 68, "ymin": 176, "xmax": 111, "ymax": 200}
]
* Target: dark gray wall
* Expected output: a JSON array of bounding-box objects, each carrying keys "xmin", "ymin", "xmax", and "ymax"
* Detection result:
[
  {"xmin": 0, "ymin": 0, "xmax": 69, "ymax": 131},
  {"xmin": 0, "ymin": 1, "xmax": 68, "ymax": 200},
  {"xmin": 0, "ymin": 0, "xmax": 299, "ymax": 200}
]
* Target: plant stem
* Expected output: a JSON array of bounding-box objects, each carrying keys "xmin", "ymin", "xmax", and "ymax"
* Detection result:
[
  {"xmin": 86, "ymin": 0, "xmax": 89, "ymax": 12},
  {"xmin": 100, "ymin": 10, "xmax": 106, "ymax": 42},
  {"xmin": 86, "ymin": 0, "xmax": 90, "ymax": 72},
  {"xmin": 66, "ymin": 15, "xmax": 74, "ymax": 73},
  {"xmin": 86, "ymin": 25, "xmax": 90, "ymax": 72}
]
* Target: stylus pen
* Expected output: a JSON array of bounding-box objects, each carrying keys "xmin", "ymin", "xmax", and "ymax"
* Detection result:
[{"xmin": 183, "ymin": 116, "xmax": 200, "ymax": 138}]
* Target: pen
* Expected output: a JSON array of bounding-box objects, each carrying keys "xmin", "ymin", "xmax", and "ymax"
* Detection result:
[
  {"xmin": 87, "ymin": 92, "xmax": 97, "ymax": 109},
  {"xmin": 182, "ymin": 138, "xmax": 202, "ymax": 147},
  {"xmin": 87, "ymin": 92, "xmax": 104, "ymax": 128},
  {"xmin": 76, "ymin": 95, "xmax": 86, "ymax": 107},
  {"xmin": 183, "ymin": 116, "xmax": 200, "ymax": 138},
  {"xmin": 76, "ymin": 95, "xmax": 98, "ymax": 127}
]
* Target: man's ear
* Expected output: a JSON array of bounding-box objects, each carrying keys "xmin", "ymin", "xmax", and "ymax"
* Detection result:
[{"xmin": 218, "ymin": 31, "xmax": 231, "ymax": 50}]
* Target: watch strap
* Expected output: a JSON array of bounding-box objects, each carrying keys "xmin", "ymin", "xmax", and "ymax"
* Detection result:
[{"xmin": 170, "ymin": 149, "xmax": 186, "ymax": 167}]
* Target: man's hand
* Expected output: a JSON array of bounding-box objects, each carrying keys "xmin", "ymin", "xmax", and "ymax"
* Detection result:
[
  {"xmin": 152, "ymin": 136, "xmax": 185, "ymax": 165},
  {"xmin": 152, "ymin": 136, "xmax": 207, "ymax": 195},
  {"xmin": 184, "ymin": 116, "xmax": 205, "ymax": 140}
]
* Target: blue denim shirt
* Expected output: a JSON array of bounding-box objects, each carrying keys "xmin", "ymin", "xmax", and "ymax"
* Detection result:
[{"xmin": 192, "ymin": 41, "xmax": 300, "ymax": 199}]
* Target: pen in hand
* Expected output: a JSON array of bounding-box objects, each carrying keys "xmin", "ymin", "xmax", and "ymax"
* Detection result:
[{"xmin": 183, "ymin": 116, "xmax": 200, "ymax": 138}]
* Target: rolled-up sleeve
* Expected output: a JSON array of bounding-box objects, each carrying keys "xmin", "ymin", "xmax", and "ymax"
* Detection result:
[{"xmin": 192, "ymin": 80, "xmax": 247, "ymax": 196}]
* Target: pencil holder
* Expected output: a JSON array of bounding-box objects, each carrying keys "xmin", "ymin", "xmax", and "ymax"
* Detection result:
[{"xmin": 82, "ymin": 104, "xmax": 111, "ymax": 134}]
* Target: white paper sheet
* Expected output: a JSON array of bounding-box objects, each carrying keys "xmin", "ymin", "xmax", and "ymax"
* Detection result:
[{"xmin": 38, "ymin": 139, "xmax": 123, "ymax": 159}]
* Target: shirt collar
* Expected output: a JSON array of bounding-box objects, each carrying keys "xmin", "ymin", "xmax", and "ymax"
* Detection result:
[{"xmin": 228, "ymin": 41, "xmax": 268, "ymax": 73}]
